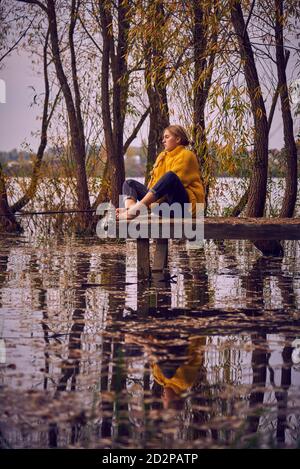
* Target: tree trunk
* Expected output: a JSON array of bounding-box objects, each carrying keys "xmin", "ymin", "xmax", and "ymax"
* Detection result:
[
  {"xmin": 275, "ymin": 0, "xmax": 298, "ymax": 218},
  {"xmin": 99, "ymin": 0, "xmax": 129, "ymax": 208},
  {"xmin": 229, "ymin": 50, "xmax": 290, "ymax": 217},
  {"xmin": 231, "ymin": 1, "xmax": 269, "ymax": 218},
  {"xmin": 98, "ymin": 0, "xmax": 115, "ymax": 204},
  {"xmin": 145, "ymin": 64, "xmax": 169, "ymax": 184},
  {"xmin": 111, "ymin": 0, "xmax": 129, "ymax": 205},
  {"xmin": 47, "ymin": 0, "xmax": 91, "ymax": 231},
  {"xmin": 193, "ymin": 0, "xmax": 208, "ymax": 164},
  {"xmin": 231, "ymin": 0, "xmax": 283, "ymax": 256},
  {"xmin": 144, "ymin": 0, "xmax": 169, "ymax": 184},
  {"xmin": 192, "ymin": 0, "xmax": 218, "ymax": 212},
  {"xmin": 0, "ymin": 164, "xmax": 22, "ymax": 232}
]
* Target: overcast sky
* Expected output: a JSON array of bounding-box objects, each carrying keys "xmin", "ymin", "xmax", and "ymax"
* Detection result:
[
  {"xmin": 0, "ymin": 50, "xmax": 44, "ymax": 153},
  {"xmin": 0, "ymin": 48, "xmax": 299, "ymax": 153}
]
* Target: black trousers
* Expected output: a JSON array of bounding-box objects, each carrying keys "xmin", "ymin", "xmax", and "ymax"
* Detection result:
[{"xmin": 122, "ymin": 171, "xmax": 189, "ymax": 215}]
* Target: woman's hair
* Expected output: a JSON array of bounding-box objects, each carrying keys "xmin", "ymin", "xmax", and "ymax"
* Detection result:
[{"xmin": 164, "ymin": 125, "xmax": 190, "ymax": 146}]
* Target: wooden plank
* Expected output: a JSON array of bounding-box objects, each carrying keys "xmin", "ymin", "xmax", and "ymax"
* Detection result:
[
  {"xmin": 204, "ymin": 217, "xmax": 300, "ymax": 240},
  {"xmin": 152, "ymin": 239, "xmax": 168, "ymax": 271},
  {"xmin": 136, "ymin": 238, "xmax": 150, "ymax": 279},
  {"xmin": 118, "ymin": 217, "xmax": 300, "ymax": 240}
]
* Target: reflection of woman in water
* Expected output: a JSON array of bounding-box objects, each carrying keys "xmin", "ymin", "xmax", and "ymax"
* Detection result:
[
  {"xmin": 151, "ymin": 337, "xmax": 207, "ymax": 410},
  {"xmin": 125, "ymin": 334, "xmax": 206, "ymax": 410}
]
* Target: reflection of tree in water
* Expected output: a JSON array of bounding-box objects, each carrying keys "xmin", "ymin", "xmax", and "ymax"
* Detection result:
[
  {"xmin": 28, "ymin": 253, "xmax": 49, "ymax": 390},
  {"xmin": 242, "ymin": 256, "xmax": 296, "ymax": 310},
  {"xmin": 47, "ymin": 250, "xmax": 91, "ymax": 447},
  {"xmin": 32, "ymin": 243, "xmax": 300, "ymax": 447},
  {"xmin": 243, "ymin": 256, "xmax": 297, "ymax": 447},
  {"xmin": 176, "ymin": 244, "xmax": 211, "ymax": 439},
  {"xmin": 0, "ymin": 244, "xmax": 9, "ymax": 396},
  {"xmin": 97, "ymin": 251, "xmax": 128, "ymax": 445},
  {"xmin": 128, "ymin": 248, "xmax": 212, "ymax": 447},
  {"xmin": 173, "ymin": 243, "xmax": 210, "ymax": 308},
  {"xmin": 246, "ymin": 333, "xmax": 268, "ymax": 436},
  {"xmin": 1, "ymin": 235, "xmax": 300, "ymax": 449},
  {"xmin": 0, "ymin": 254, "xmax": 8, "ymax": 293},
  {"xmin": 0, "ymin": 238, "xmax": 11, "ymax": 308},
  {"xmin": 245, "ymin": 333, "xmax": 297, "ymax": 447},
  {"xmin": 165, "ymin": 245, "xmax": 211, "ymax": 443},
  {"xmin": 274, "ymin": 341, "xmax": 293, "ymax": 445},
  {"xmin": 147, "ymin": 251, "xmax": 299, "ymax": 448}
]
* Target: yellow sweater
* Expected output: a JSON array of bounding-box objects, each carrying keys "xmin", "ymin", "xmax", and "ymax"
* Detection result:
[{"xmin": 147, "ymin": 145, "xmax": 204, "ymax": 216}]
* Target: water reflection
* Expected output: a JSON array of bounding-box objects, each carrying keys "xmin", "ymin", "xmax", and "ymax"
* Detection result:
[
  {"xmin": 48, "ymin": 250, "xmax": 91, "ymax": 447},
  {"xmin": 0, "ymin": 237, "xmax": 299, "ymax": 448}
]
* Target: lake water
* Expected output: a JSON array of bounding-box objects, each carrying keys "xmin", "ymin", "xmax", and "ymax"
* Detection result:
[{"xmin": 0, "ymin": 230, "xmax": 300, "ymax": 448}]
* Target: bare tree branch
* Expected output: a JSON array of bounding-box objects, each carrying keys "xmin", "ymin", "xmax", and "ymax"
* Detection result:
[
  {"xmin": 0, "ymin": 17, "xmax": 35, "ymax": 63},
  {"xmin": 79, "ymin": 15, "xmax": 102, "ymax": 54},
  {"xmin": 268, "ymin": 50, "xmax": 290, "ymax": 130},
  {"xmin": 16, "ymin": 0, "xmax": 48, "ymax": 14},
  {"xmin": 243, "ymin": 0, "xmax": 256, "ymax": 36},
  {"xmin": 123, "ymin": 106, "xmax": 150, "ymax": 154}
]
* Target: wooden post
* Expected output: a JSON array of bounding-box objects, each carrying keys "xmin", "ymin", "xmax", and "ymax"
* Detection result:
[
  {"xmin": 152, "ymin": 239, "xmax": 168, "ymax": 271},
  {"xmin": 136, "ymin": 238, "xmax": 150, "ymax": 279}
]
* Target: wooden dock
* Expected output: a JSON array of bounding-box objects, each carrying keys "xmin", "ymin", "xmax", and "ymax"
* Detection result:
[
  {"xmin": 203, "ymin": 217, "xmax": 300, "ymax": 240},
  {"xmin": 115, "ymin": 217, "xmax": 300, "ymax": 278}
]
